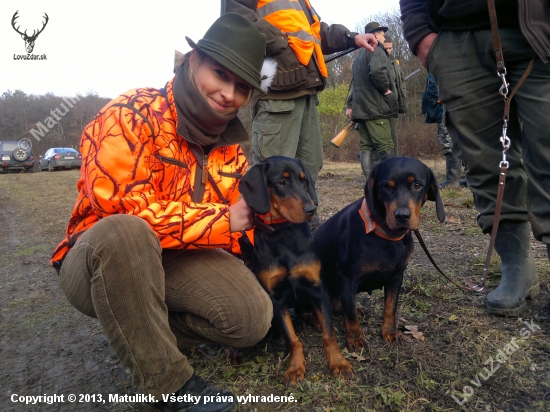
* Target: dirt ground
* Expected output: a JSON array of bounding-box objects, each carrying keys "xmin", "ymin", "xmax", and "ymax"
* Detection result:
[{"xmin": 1, "ymin": 159, "xmax": 549, "ymax": 412}]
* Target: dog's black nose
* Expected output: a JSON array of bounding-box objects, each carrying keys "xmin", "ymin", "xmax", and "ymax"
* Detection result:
[
  {"xmin": 395, "ymin": 209, "xmax": 411, "ymax": 223},
  {"xmin": 304, "ymin": 204, "xmax": 317, "ymax": 216}
]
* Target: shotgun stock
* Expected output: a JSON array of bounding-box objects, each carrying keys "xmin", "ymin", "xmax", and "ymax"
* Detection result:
[{"xmin": 330, "ymin": 121, "xmax": 356, "ymax": 148}]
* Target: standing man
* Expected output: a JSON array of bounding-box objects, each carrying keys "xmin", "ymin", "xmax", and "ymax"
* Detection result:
[
  {"xmin": 384, "ymin": 34, "xmax": 407, "ymax": 155},
  {"xmin": 346, "ymin": 22, "xmax": 398, "ymax": 178},
  {"xmin": 221, "ymin": 0, "xmax": 378, "ymax": 228},
  {"xmin": 400, "ymin": 0, "xmax": 550, "ymax": 315}
]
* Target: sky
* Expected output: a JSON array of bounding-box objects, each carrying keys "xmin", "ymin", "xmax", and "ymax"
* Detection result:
[{"xmin": 1, "ymin": 0, "xmax": 400, "ymax": 99}]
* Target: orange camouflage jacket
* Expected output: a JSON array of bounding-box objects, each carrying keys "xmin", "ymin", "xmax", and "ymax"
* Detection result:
[{"xmin": 51, "ymin": 78, "xmax": 250, "ymax": 266}]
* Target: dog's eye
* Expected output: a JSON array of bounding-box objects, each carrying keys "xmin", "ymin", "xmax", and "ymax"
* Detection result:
[
  {"xmin": 413, "ymin": 182, "xmax": 423, "ymax": 190},
  {"xmin": 278, "ymin": 179, "xmax": 286, "ymax": 186},
  {"xmin": 382, "ymin": 183, "xmax": 393, "ymax": 191}
]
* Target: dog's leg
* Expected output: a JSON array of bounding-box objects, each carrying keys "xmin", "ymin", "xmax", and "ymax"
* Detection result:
[
  {"xmin": 275, "ymin": 305, "xmax": 306, "ymax": 386},
  {"xmin": 381, "ymin": 274, "xmax": 404, "ymax": 342},
  {"xmin": 339, "ymin": 280, "xmax": 366, "ymax": 352},
  {"xmin": 313, "ymin": 289, "xmax": 354, "ymax": 380}
]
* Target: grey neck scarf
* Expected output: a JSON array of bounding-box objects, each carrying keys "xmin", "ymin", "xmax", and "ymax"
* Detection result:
[{"xmin": 172, "ymin": 61, "xmax": 238, "ymax": 148}]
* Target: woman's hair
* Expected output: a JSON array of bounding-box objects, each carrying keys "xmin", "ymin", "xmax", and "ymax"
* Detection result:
[
  {"xmin": 177, "ymin": 49, "xmax": 253, "ymax": 106},
  {"xmin": 175, "ymin": 50, "xmax": 206, "ymax": 85}
]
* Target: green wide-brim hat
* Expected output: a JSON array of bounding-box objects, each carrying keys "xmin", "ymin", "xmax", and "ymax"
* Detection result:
[
  {"xmin": 364, "ymin": 22, "xmax": 388, "ymax": 34},
  {"xmin": 186, "ymin": 13, "xmax": 267, "ymax": 92}
]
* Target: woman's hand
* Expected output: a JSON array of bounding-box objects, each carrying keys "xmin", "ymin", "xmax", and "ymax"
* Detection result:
[{"xmin": 229, "ymin": 198, "xmax": 254, "ymax": 232}]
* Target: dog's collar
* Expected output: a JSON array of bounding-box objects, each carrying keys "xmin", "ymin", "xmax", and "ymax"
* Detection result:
[
  {"xmin": 359, "ymin": 198, "xmax": 409, "ymax": 241},
  {"xmin": 254, "ymin": 213, "xmax": 292, "ymax": 233}
]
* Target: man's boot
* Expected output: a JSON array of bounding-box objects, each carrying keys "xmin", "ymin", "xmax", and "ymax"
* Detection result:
[
  {"xmin": 487, "ymin": 221, "xmax": 540, "ymax": 316},
  {"xmin": 360, "ymin": 150, "xmax": 374, "ymax": 177},
  {"xmin": 378, "ymin": 149, "xmax": 396, "ymax": 161},
  {"xmin": 438, "ymin": 152, "xmax": 461, "ymax": 189}
]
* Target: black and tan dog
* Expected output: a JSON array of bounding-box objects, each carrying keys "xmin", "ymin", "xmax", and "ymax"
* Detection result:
[
  {"xmin": 238, "ymin": 156, "xmax": 353, "ymax": 386},
  {"xmin": 314, "ymin": 157, "xmax": 445, "ymax": 351}
]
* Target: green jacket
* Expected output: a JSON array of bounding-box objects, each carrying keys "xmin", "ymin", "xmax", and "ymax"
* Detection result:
[
  {"xmin": 346, "ymin": 42, "xmax": 399, "ymax": 121},
  {"xmin": 389, "ymin": 55, "xmax": 407, "ymax": 114},
  {"xmin": 221, "ymin": 0, "xmax": 359, "ymax": 101}
]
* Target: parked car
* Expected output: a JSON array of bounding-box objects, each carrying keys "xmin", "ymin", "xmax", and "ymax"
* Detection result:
[
  {"xmin": 0, "ymin": 140, "xmax": 35, "ymax": 173},
  {"xmin": 38, "ymin": 148, "xmax": 82, "ymax": 172}
]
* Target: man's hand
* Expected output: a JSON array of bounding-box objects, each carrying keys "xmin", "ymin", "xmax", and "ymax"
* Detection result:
[
  {"xmin": 229, "ymin": 198, "xmax": 254, "ymax": 232},
  {"xmin": 355, "ymin": 33, "xmax": 378, "ymax": 53},
  {"xmin": 416, "ymin": 33, "xmax": 437, "ymax": 68},
  {"xmin": 346, "ymin": 108, "xmax": 352, "ymax": 119}
]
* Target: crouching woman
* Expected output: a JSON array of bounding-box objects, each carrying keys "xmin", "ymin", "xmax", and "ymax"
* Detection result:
[{"xmin": 51, "ymin": 13, "xmax": 275, "ymax": 412}]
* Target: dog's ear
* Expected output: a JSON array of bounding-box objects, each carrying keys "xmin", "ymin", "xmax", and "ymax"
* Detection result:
[
  {"xmin": 295, "ymin": 158, "xmax": 318, "ymax": 206},
  {"xmin": 238, "ymin": 163, "xmax": 271, "ymax": 214},
  {"xmin": 365, "ymin": 164, "xmax": 382, "ymax": 217},
  {"xmin": 427, "ymin": 169, "xmax": 446, "ymax": 223}
]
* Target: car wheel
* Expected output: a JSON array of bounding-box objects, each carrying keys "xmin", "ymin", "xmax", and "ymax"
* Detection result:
[
  {"xmin": 48, "ymin": 162, "xmax": 54, "ymax": 172},
  {"xmin": 12, "ymin": 148, "xmax": 29, "ymax": 162}
]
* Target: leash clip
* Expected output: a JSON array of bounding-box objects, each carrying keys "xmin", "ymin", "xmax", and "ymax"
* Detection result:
[
  {"xmin": 498, "ymin": 68, "xmax": 509, "ymax": 100},
  {"xmin": 499, "ymin": 118, "xmax": 510, "ymax": 169}
]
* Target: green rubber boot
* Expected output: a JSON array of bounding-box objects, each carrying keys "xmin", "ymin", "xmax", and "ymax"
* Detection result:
[
  {"xmin": 359, "ymin": 150, "xmax": 374, "ymax": 178},
  {"xmin": 438, "ymin": 152, "xmax": 461, "ymax": 189},
  {"xmin": 486, "ymin": 221, "xmax": 540, "ymax": 316}
]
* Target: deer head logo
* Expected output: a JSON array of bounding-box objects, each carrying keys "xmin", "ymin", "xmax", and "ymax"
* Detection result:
[{"xmin": 12, "ymin": 11, "xmax": 49, "ymax": 54}]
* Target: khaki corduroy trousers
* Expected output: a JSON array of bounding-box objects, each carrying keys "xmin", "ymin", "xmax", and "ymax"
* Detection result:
[{"xmin": 59, "ymin": 214, "xmax": 272, "ymax": 397}]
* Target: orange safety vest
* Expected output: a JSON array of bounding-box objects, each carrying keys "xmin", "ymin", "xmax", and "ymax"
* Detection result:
[{"xmin": 257, "ymin": 0, "xmax": 328, "ymax": 77}]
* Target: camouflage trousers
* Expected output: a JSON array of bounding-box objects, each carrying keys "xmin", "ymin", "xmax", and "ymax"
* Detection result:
[{"xmin": 437, "ymin": 121, "xmax": 452, "ymax": 156}]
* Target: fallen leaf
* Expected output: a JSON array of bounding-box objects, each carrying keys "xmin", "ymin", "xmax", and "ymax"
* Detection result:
[
  {"xmin": 350, "ymin": 352, "xmax": 369, "ymax": 362},
  {"xmin": 404, "ymin": 325, "xmax": 425, "ymax": 341}
]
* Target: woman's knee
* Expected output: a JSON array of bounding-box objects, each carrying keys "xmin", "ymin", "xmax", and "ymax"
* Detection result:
[
  {"xmin": 222, "ymin": 288, "xmax": 272, "ymax": 348},
  {"xmin": 59, "ymin": 215, "xmax": 162, "ymax": 316},
  {"xmin": 245, "ymin": 290, "xmax": 273, "ymax": 344}
]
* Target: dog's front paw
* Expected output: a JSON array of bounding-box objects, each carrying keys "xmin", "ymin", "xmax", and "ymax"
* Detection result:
[
  {"xmin": 329, "ymin": 358, "xmax": 355, "ymax": 380},
  {"xmin": 382, "ymin": 330, "xmax": 403, "ymax": 343},
  {"xmin": 282, "ymin": 363, "xmax": 305, "ymax": 387},
  {"xmin": 344, "ymin": 319, "xmax": 366, "ymax": 352},
  {"xmin": 346, "ymin": 335, "xmax": 367, "ymax": 352}
]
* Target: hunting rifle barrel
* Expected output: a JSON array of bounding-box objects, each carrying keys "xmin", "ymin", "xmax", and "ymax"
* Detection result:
[{"xmin": 324, "ymin": 47, "xmax": 358, "ymax": 63}]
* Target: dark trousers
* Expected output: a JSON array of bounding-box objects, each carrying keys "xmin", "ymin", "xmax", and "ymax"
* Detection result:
[
  {"xmin": 428, "ymin": 28, "xmax": 550, "ymax": 243},
  {"xmin": 60, "ymin": 215, "xmax": 272, "ymax": 397}
]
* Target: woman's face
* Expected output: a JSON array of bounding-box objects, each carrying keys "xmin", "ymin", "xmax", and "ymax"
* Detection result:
[{"xmin": 192, "ymin": 53, "xmax": 252, "ymax": 115}]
